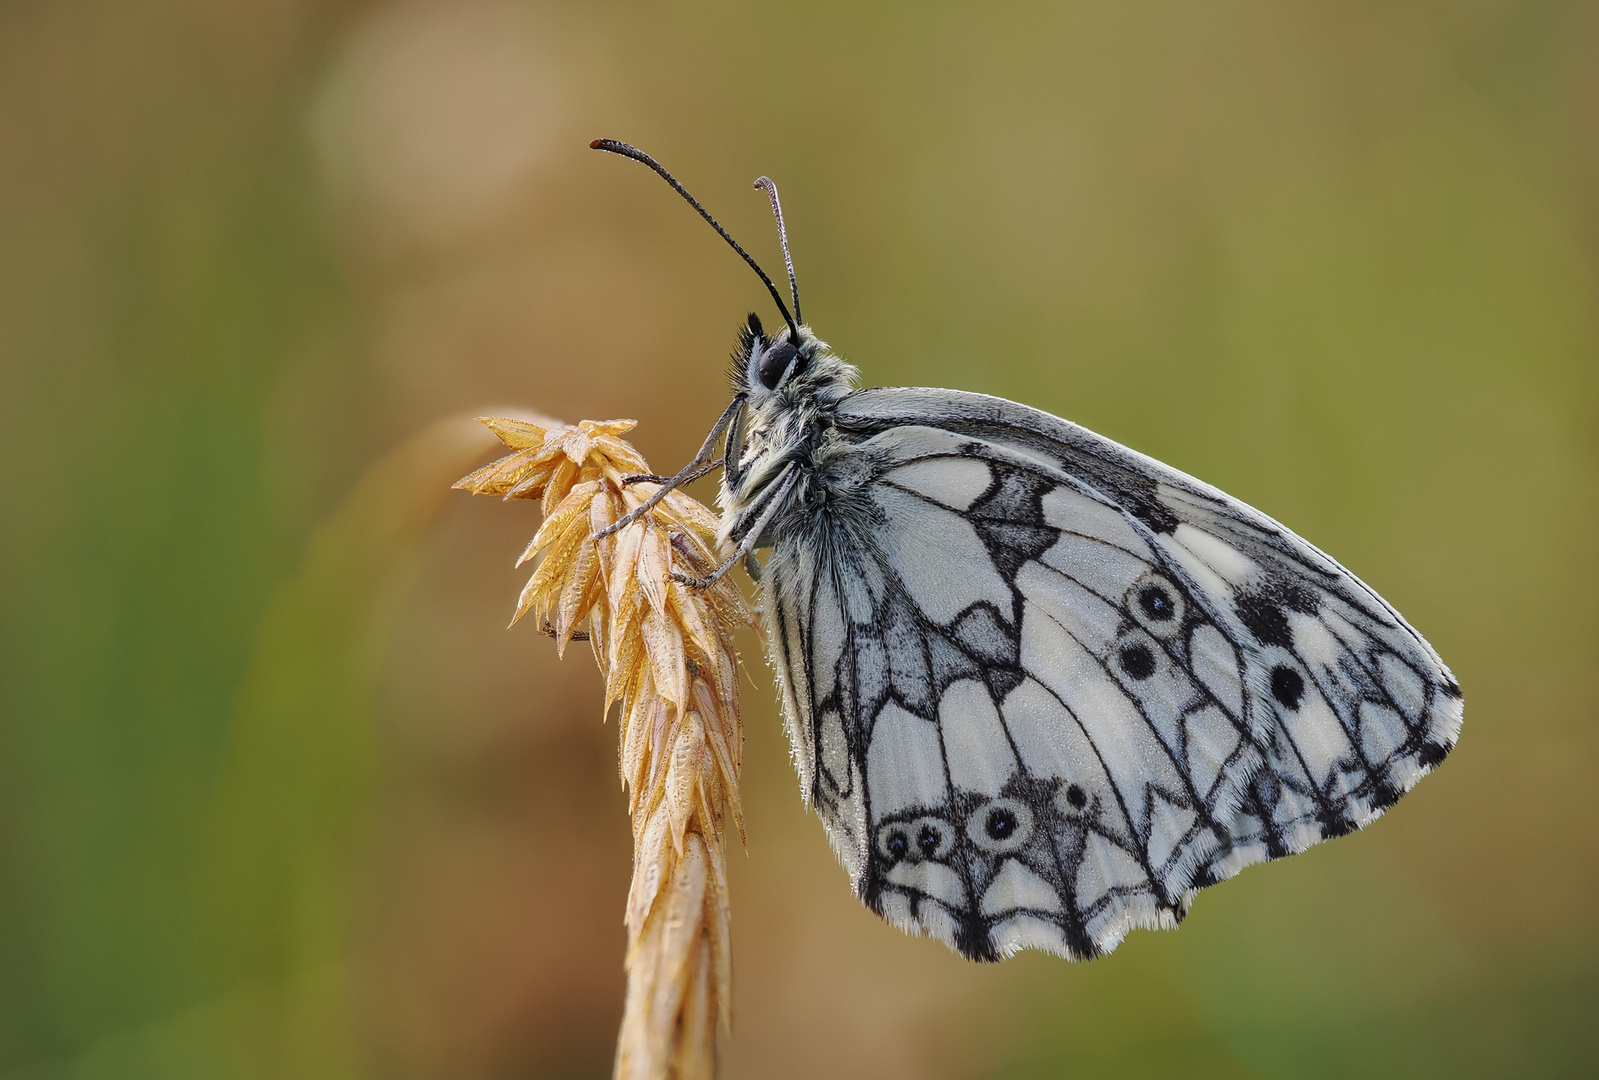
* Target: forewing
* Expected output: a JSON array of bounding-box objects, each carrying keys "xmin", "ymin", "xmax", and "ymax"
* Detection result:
[{"xmin": 762, "ymin": 391, "xmax": 1460, "ymax": 962}]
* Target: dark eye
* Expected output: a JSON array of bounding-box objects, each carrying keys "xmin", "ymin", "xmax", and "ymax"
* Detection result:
[{"xmin": 756, "ymin": 342, "xmax": 799, "ymax": 389}]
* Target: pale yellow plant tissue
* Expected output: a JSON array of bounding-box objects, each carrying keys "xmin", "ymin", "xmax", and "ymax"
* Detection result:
[{"xmin": 455, "ymin": 417, "xmax": 757, "ymax": 1080}]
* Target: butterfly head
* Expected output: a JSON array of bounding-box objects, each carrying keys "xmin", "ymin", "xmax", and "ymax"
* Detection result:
[
  {"xmin": 732, "ymin": 312, "xmax": 855, "ymax": 403},
  {"xmin": 719, "ymin": 311, "xmax": 856, "ymax": 518}
]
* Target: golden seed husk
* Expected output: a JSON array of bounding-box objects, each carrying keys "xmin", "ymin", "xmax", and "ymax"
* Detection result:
[{"xmin": 455, "ymin": 417, "xmax": 757, "ymax": 1080}]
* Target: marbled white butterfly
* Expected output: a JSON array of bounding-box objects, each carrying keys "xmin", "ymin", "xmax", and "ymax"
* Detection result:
[{"xmin": 592, "ymin": 139, "xmax": 1462, "ymax": 962}]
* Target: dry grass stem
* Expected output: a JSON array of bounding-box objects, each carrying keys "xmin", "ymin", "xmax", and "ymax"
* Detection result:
[{"xmin": 454, "ymin": 417, "xmax": 757, "ymax": 1080}]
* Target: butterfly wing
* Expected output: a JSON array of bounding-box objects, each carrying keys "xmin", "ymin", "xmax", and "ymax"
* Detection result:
[{"xmin": 761, "ymin": 387, "xmax": 1461, "ymax": 961}]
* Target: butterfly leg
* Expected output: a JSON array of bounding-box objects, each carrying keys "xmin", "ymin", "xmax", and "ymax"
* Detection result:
[
  {"xmin": 621, "ymin": 457, "xmax": 723, "ymax": 488},
  {"xmin": 593, "ymin": 395, "xmax": 744, "ymax": 541},
  {"xmin": 672, "ymin": 466, "xmax": 797, "ymax": 589},
  {"xmin": 667, "ymin": 527, "xmax": 761, "ymax": 583}
]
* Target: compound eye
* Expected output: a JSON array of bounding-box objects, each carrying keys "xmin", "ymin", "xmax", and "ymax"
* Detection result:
[{"xmin": 756, "ymin": 341, "xmax": 799, "ymax": 389}]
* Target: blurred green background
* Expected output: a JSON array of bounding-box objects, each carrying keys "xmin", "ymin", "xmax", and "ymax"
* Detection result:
[{"xmin": 1, "ymin": 1, "xmax": 1595, "ymax": 1077}]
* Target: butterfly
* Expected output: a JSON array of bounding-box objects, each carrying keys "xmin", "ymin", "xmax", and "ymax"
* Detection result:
[{"xmin": 590, "ymin": 139, "xmax": 1462, "ymax": 962}]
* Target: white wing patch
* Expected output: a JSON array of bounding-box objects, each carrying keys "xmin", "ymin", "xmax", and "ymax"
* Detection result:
[
  {"xmin": 885, "ymin": 456, "xmax": 993, "ymax": 511},
  {"xmin": 939, "ymin": 680, "xmax": 1017, "ymax": 796},
  {"xmin": 866, "ymin": 704, "xmax": 947, "ymax": 820},
  {"xmin": 982, "ymin": 859, "xmax": 1062, "ymax": 915},
  {"xmin": 759, "ymin": 398, "xmax": 1461, "ymax": 962},
  {"xmin": 870, "ymin": 483, "xmax": 1012, "ymax": 623}
]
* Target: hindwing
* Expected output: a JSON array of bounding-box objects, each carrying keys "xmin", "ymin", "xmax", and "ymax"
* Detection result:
[{"xmin": 761, "ymin": 389, "xmax": 1462, "ymax": 961}]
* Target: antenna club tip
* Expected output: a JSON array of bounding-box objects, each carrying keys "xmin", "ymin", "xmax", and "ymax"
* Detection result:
[{"xmin": 589, "ymin": 138, "xmax": 605, "ymax": 149}]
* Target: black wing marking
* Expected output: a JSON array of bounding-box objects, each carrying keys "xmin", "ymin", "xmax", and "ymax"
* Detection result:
[{"xmin": 760, "ymin": 396, "xmax": 1460, "ymax": 961}]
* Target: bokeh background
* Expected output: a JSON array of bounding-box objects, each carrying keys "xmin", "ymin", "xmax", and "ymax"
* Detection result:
[{"xmin": 2, "ymin": 1, "xmax": 1596, "ymax": 1077}]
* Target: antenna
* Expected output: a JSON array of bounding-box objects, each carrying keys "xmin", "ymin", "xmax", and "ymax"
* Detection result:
[
  {"xmin": 591, "ymin": 139, "xmax": 801, "ymax": 344},
  {"xmin": 753, "ymin": 176, "xmax": 801, "ymax": 325}
]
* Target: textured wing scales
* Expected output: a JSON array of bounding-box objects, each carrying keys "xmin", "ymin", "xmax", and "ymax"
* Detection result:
[{"xmin": 762, "ymin": 390, "xmax": 1461, "ymax": 962}]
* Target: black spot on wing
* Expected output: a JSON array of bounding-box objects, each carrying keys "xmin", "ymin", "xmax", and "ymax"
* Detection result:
[
  {"xmin": 1118, "ymin": 643, "xmax": 1157, "ymax": 680},
  {"xmin": 885, "ymin": 830, "xmax": 909, "ymax": 860},
  {"xmin": 1236, "ymin": 592, "xmax": 1292, "ymax": 648},
  {"xmin": 983, "ymin": 805, "xmax": 1020, "ymax": 841},
  {"xmin": 1275, "ymin": 577, "xmax": 1321, "ymax": 615},
  {"xmin": 1270, "ymin": 666, "xmax": 1305, "ymax": 708},
  {"xmin": 1136, "ymin": 583, "xmax": 1179, "ymax": 623},
  {"xmin": 1235, "ymin": 577, "xmax": 1323, "ymax": 649}
]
